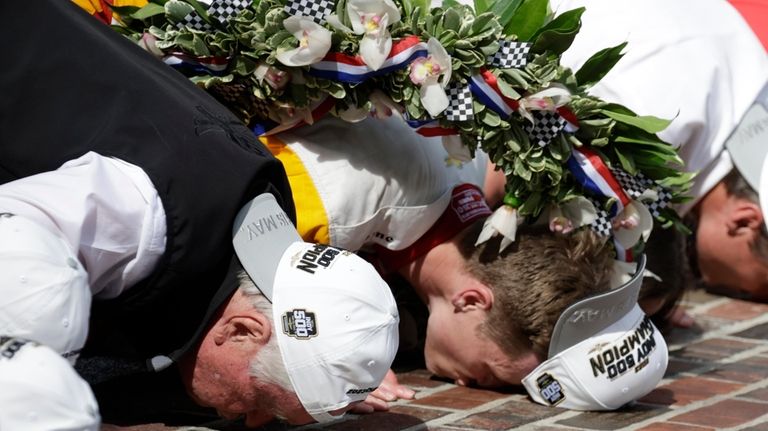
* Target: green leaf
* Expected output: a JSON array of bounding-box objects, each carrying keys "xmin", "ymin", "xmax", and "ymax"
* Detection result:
[
  {"xmin": 613, "ymin": 146, "xmax": 637, "ymax": 174},
  {"xmin": 490, "ymin": 0, "xmax": 523, "ymax": 31},
  {"xmin": 601, "ymin": 109, "xmax": 672, "ymax": 134},
  {"xmin": 495, "ymin": 76, "xmax": 521, "ymax": 99},
  {"xmin": 530, "ymin": 7, "xmax": 584, "ymax": 54},
  {"xmin": 504, "ymin": 0, "xmax": 549, "ymax": 40},
  {"xmin": 132, "ymin": 2, "xmax": 166, "ymax": 20},
  {"xmin": 165, "ymin": 0, "xmax": 195, "ymax": 22},
  {"xmin": 473, "ymin": 0, "xmax": 490, "ymax": 14},
  {"xmin": 575, "ymin": 42, "xmax": 626, "ymax": 87}
]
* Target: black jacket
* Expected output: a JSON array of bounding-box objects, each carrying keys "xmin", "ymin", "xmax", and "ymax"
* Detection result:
[{"xmin": 0, "ymin": 0, "xmax": 295, "ymax": 383}]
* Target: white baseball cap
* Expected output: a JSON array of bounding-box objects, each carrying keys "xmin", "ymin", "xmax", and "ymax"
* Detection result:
[
  {"xmin": 232, "ymin": 194, "xmax": 399, "ymax": 422},
  {"xmin": 0, "ymin": 336, "xmax": 101, "ymax": 430},
  {"xmin": 522, "ymin": 255, "xmax": 669, "ymax": 410},
  {"xmin": 0, "ymin": 213, "xmax": 90, "ymax": 363},
  {"xmin": 725, "ymin": 79, "xmax": 768, "ymax": 223}
]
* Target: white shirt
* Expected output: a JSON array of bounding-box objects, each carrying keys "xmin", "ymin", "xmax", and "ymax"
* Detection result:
[
  {"xmin": 275, "ymin": 115, "xmax": 488, "ymax": 251},
  {"xmin": 0, "ymin": 152, "xmax": 166, "ymax": 298},
  {"xmin": 550, "ymin": 0, "xmax": 768, "ymax": 213}
]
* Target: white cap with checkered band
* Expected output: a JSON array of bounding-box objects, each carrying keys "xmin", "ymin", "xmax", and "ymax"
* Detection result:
[
  {"xmin": 522, "ymin": 255, "xmax": 669, "ymax": 410},
  {"xmin": 232, "ymin": 193, "xmax": 399, "ymax": 422}
]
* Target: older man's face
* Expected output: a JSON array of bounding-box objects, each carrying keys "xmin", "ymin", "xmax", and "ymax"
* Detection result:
[{"xmin": 695, "ymin": 221, "xmax": 768, "ymax": 301}]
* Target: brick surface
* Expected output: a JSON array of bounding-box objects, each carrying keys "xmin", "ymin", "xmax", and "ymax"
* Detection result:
[
  {"xmin": 639, "ymin": 377, "xmax": 744, "ymax": 406},
  {"xmin": 669, "ymin": 399, "xmax": 768, "ymax": 428},
  {"xmin": 101, "ymin": 293, "xmax": 768, "ymax": 431},
  {"xmin": 703, "ymin": 300, "xmax": 768, "ymax": 320}
]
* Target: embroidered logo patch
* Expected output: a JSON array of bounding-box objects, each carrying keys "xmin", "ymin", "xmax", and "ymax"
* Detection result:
[
  {"xmin": 282, "ymin": 309, "xmax": 318, "ymax": 339},
  {"xmin": 537, "ymin": 373, "xmax": 565, "ymax": 406},
  {"xmin": 450, "ymin": 186, "xmax": 491, "ymax": 223}
]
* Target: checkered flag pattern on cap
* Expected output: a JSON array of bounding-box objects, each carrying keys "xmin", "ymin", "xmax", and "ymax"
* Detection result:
[
  {"xmin": 177, "ymin": 0, "xmax": 252, "ymax": 31},
  {"xmin": 587, "ymin": 197, "xmax": 613, "ymax": 237},
  {"xmin": 445, "ymin": 82, "xmax": 474, "ymax": 122},
  {"xmin": 487, "ymin": 40, "xmax": 531, "ymax": 69},
  {"xmin": 524, "ymin": 111, "xmax": 567, "ymax": 147},
  {"xmin": 284, "ymin": 0, "xmax": 335, "ymax": 24}
]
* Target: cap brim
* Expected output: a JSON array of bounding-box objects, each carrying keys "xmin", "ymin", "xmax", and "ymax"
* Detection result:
[
  {"xmin": 548, "ymin": 255, "xmax": 646, "ymax": 358},
  {"xmin": 725, "ymin": 80, "xmax": 768, "ymax": 196},
  {"xmin": 232, "ymin": 193, "xmax": 302, "ymax": 301}
]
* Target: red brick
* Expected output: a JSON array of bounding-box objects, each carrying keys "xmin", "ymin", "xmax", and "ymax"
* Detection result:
[
  {"xmin": 703, "ymin": 361, "xmax": 768, "ymax": 384},
  {"xmin": 637, "ymin": 423, "xmax": 715, "ymax": 431},
  {"xmin": 395, "ymin": 369, "xmax": 448, "ymax": 389},
  {"xmin": 410, "ymin": 386, "xmax": 509, "ymax": 410},
  {"xmin": 674, "ymin": 338, "xmax": 758, "ymax": 361},
  {"xmin": 739, "ymin": 387, "xmax": 768, "ymax": 402},
  {"xmin": 704, "ymin": 300, "xmax": 768, "ymax": 320},
  {"xmin": 639, "ymin": 377, "xmax": 744, "ymax": 406},
  {"xmin": 670, "ymin": 399, "xmax": 768, "ymax": 428},
  {"xmin": 326, "ymin": 410, "xmax": 433, "ymax": 431},
  {"xmin": 556, "ymin": 404, "xmax": 668, "ymax": 430}
]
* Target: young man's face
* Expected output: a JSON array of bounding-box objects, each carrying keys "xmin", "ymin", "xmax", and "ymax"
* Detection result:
[{"xmin": 423, "ymin": 307, "xmax": 541, "ymax": 387}]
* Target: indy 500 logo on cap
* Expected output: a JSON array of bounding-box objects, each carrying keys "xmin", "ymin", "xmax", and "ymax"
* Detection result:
[
  {"xmin": 536, "ymin": 373, "xmax": 565, "ymax": 406},
  {"xmin": 282, "ymin": 309, "xmax": 318, "ymax": 339},
  {"xmin": 295, "ymin": 244, "xmax": 346, "ymax": 275}
]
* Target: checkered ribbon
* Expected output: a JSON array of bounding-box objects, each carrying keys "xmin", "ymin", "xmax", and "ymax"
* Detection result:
[
  {"xmin": 487, "ymin": 40, "xmax": 531, "ymax": 69},
  {"xmin": 445, "ymin": 82, "xmax": 474, "ymax": 122},
  {"xmin": 587, "ymin": 197, "xmax": 612, "ymax": 238},
  {"xmin": 284, "ymin": 0, "xmax": 335, "ymax": 24},
  {"xmin": 647, "ymin": 189, "xmax": 672, "ymax": 218},
  {"xmin": 611, "ymin": 168, "xmax": 673, "ymax": 218},
  {"xmin": 524, "ymin": 111, "xmax": 567, "ymax": 147},
  {"xmin": 177, "ymin": 0, "xmax": 251, "ymax": 31}
]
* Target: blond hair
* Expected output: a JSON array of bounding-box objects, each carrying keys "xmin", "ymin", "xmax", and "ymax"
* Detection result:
[{"xmin": 458, "ymin": 224, "xmax": 614, "ymax": 357}]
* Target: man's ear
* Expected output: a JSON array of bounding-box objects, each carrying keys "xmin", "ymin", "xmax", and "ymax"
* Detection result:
[
  {"xmin": 451, "ymin": 284, "xmax": 494, "ymax": 312},
  {"xmin": 727, "ymin": 200, "xmax": 764, "ymax": 236},
  {"xmin": 212, "ymin": 313, "xmax": 272, "ymax": 347}
]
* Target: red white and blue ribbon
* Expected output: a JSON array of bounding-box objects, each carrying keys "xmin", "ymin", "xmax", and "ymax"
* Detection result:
[
  {"xmin": 469, "ymin": 68, "xmax": 520, "ymax": 118},
  {"xmin": 164, "ymin": 52, "xmax": 230, "ymax": 76},
  {"xmin": 309, "ymin": 36, "xmax": 428, "ymax": 84},
  {"xmin": 567, "ymin": 147, "xmax": 631, "ymax": 217},
  {"xmin": 404, "ymin": 118, "xmax": 458, "ymax": 137}
]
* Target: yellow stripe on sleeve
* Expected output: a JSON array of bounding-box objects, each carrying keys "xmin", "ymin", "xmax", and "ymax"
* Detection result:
[{"xmin": 261, "ymin": 135, "xmax": 331, "ymax": 245}]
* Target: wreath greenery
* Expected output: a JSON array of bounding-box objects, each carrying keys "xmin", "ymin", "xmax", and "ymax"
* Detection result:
[{"xmin": 107, "ymin": 0, "xmax": 693, "ymax": 245}]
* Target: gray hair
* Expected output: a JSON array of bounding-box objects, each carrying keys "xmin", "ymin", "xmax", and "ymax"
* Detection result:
[{"xmin": 237, "ymin": 271, "xmax": 294, "ymax": 392}]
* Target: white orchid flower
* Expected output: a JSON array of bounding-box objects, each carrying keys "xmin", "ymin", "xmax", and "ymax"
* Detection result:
[
  {"xmin": 518, "ymin": 86, "xmax": 572, "ymax": 124},
  {"xmin": 346, "ymin": 0, "xmax": 401, "ymax": 70},
  {"xmin": 255, "ymin": 63, "xmax": 290, "ymax": 90},
  {"xmin": 612, "ymin": 200, "xmax": 653, "ymax": 249},
  {"xmin": 138, "ymin": 33, "xmax": 164, "ymax": 58},
  {"xmin": 276, "ymin": 16, "xmax": 332, "ymax": 67},
  {"xmin": 475, "ymin": 205, "xmax": 520, "ymax": 253},
  {"xmin": 442, "ymin": 135, "xmax": 472, "ymax": 166},
  {"xmin": 547, "ymin": 205, "xmax": 574, "ymax": 234},
  {"xmin": 545, "ymin": 196, "xmax": 598, "ymax": 234},
  {"xmin": 409, "ymin": 38, "xmax": 452, "ymax": 117},
  {"xmin": 369, "ymin": 89, "xmax": 403, "ymax": 118}
]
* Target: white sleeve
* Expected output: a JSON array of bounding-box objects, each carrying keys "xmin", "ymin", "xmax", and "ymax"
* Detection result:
[
  {"xmin": 0, "ymin": 151, "xmax": 167, "ymax": 298},
  {"xmin": 0, "ymin": 337, "xmax": 100, "ymax": 431}
]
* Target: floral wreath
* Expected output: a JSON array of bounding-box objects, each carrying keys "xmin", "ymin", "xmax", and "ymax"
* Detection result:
[{"xmin": 103, "ymin": 0, "xmax": 692, "ymax": 267}]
